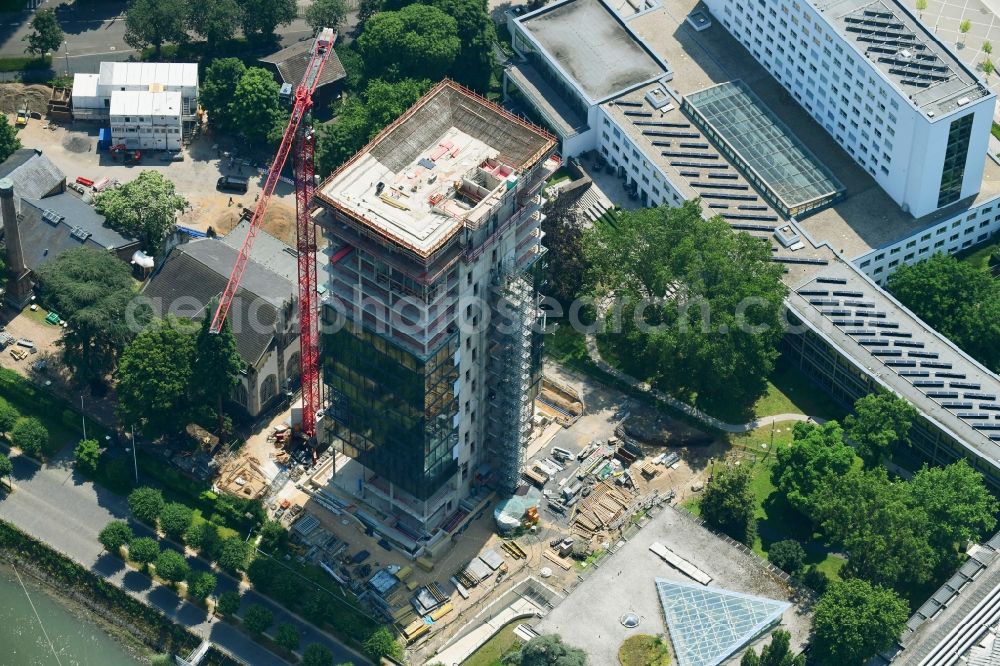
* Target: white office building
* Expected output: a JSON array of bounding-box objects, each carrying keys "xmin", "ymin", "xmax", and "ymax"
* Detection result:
[
  {"xmin": 109, "ymin": 90, "xmax": 183, "ymax": 150},
  {"xmin": 72, "ymin": 62, "xmax": 199, "ymax": 142},
  {"xmin": 702, "ymin": 0, "xmax": 996, "ymax": 218}
]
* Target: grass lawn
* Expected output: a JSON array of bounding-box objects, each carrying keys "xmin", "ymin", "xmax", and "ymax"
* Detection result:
[
  {"xmin": 688, "ymin": 427, "xmax": 847, "ymax": 582},
  {"xmin": 957, "ymin": 235, "xmax": 1000, "ymax": 272},
  {"xmin": 462, "ymin": 621, "xmax": 524, "ymax": 666},
  {"xmin": 618, "ymin": 634, "xmax": 672, "ymax": 666},
  {"xmin": 751, "ymin": 364, "xmax": 848, "ymax": 422},
  {"xmin": 0, "ymin": 367, "xmax": 105, "ymax": 458}
]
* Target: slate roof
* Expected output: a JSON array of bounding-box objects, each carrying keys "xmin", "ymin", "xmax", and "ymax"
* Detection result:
[
  {"xmin": 0, "ymin": 149, "xmax": 65, "ymax": 207},
  {"xmin": 260, "ymin": 40, "xmax": 346, "ymax": 89},
  {"xmin": 17, "ymin": 193, "xmax": 137, "ymax": 272},
  {"xmin": 219, "ymin": 220, "xmax": 298, "ymax": 283},
  {"xmin": 141, "ymin": 239, "xmax": 296, "ymax": 367}
]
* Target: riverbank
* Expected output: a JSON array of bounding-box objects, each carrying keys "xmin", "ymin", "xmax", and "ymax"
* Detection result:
[{"xmin": 0, "ymin": 519, "xmax": 200, "ymax": 661}]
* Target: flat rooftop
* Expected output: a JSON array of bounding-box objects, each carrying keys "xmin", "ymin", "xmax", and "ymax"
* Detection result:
[
  {"xmin": 318, "ymin": 80, "xmax": 555, "ymax": 258},
  {"xmin": 518, "ymin": 0, "xmax": 668, "ymax": 103},
  {"xmin": 684, "ymin": 81, "xmax": 844, "ymax": 215},
  {"xmin": 98, "ymin": 61, "xmax": 198, "ymax": 89},
  {"xmin": 109, "ymin": 90, "xmax": 182, "ymax": 117},
  {"xmin": 788, "ymin": 260, "xmax": 1000, "ymax": 477},
  {"xmin": 621, "ymin": 0, "xmax": 1000, "ymax": 261},
  {"xmin": 816, "ymin": 0, "xmax": 991, "ymax": 116}
]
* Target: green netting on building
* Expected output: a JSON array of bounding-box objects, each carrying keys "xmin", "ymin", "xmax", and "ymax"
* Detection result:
[{"xmin": 655, "ymin": 578, "xmax": 790, "ymax": 666}]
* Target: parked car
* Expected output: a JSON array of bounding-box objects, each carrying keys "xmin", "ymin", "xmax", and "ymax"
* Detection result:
[
  {"xmin": 216, "ymin": 176, "xmax": 249, "ymax": 194},
  {"xmin": 15, "ymin": 339, "xmax": 34, "ymax": 349}
]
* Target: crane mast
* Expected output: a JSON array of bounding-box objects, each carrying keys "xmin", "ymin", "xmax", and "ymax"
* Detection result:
[{"xmin": 210, "ymin": 28, "xmax": 335, "ymax": 439}]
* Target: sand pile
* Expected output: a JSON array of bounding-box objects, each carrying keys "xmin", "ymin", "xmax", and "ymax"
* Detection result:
[{"xmin": 0, "ymin": 84, "xmax": 52, "ymax": 116}]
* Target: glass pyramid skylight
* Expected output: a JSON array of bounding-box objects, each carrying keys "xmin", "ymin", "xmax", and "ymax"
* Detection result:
[{"xmin": 655, "ymin": 578, "xmax": 790, "ymax": 666}]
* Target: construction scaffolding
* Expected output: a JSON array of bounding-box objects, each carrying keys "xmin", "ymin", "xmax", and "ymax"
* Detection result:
[{"xmin": 487, "ymin": 267, "xmax": 541, "ymax": 494}]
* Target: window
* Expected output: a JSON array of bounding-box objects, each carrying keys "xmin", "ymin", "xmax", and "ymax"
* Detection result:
[{"xmin": 938, "ymin": 114, "xmax": 974, "ymax": 208}]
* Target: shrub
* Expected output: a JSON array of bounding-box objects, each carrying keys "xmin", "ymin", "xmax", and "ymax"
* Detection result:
[
  {"xmin": 258, "ymin": 519, "xmax": 288, "ymax": 553},
  {"xmin": 158, "ymin": 502, "xmax": 194, "ymax": 540},
  {"xmin": 98, "ymin": 520, "xmax": 134, "ymax": 555},
  {"xmin": 128, "ymin": 487, "xmax": 165, "ymax": 524},
  {"xmin": 74, "ymin": 439, "xmax": 101, "ymax": 475},
  {"xmin": 768, "ymin": 540, "xmax": 806, "ymax": 576},
  {"xmin": 242, "ymin": 603, "xmax": 274, "ymax": 636},
  {"xmin": 0, "ymin": 398, "xmax": 19, "ymax": 432},
  {"xmin": 364, "ymin": 626, "xmax": 403, "ymax": 661},
  {"xmin": 10, "ymin": 417, "xmax": 47, "ymax": 457}
]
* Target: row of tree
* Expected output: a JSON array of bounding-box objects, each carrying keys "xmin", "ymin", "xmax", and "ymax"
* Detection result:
[{"xmin": 887, "ymin": 252, "xmax": 1000, "ymax": 374}]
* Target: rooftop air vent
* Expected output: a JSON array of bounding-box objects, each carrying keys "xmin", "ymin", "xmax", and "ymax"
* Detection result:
[
  {"xmin": 70, "ymin": 225, "xmax": 91, "ymax": 242},
  {"xmin": 42, "ymin": 209, "xmax": 63, "ymax": 225}
]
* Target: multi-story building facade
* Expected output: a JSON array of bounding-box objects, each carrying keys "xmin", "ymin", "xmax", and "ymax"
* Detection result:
[
  {"xmin": 314, "ymin": 81, "xmax": 557, "ymax": 542},
  {"xmin": 109, "ymin": 90, "xmax": 183, "ymax": 150},
  {"xmin": 703, "ymin": 0, "xmax": 995, "ymax": 218}
]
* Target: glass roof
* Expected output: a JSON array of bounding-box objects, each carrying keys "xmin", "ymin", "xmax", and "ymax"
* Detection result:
[
  {"xmin": 655, "ymin": 579, "xmax": 790, "ymax": 666},
  {"xmin": 684, "ymin": 81, "xmax": 845, "ymax": 211}
]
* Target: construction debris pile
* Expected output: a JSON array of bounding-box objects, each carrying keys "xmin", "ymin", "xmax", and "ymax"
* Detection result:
[
  {"xmin": 216, "ymin": 454, "xmax": 268, "ymax": 498},
  {"xmin": 571, "ymin": 480, "xmax": 638, "ymax": 538}
]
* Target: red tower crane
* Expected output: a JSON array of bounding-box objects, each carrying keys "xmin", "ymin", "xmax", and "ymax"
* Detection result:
[{"xmin": 210, "ymin": 28, "xmax": 336, "ymax": 439}]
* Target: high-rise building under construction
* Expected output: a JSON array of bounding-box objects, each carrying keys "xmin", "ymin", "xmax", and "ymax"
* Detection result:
[{"xmin": 314, "ymin": 80, "xmax": 558, "ymax": 542}]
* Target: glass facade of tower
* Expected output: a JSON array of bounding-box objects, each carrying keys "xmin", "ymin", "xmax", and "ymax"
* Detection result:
[
  {"xmin": 323, "ymin": 319, "xmax": 459, "ymax": 500},
  {"xmin": 937, "ymin": 113, "xmax": 974, "ymax": 208}
]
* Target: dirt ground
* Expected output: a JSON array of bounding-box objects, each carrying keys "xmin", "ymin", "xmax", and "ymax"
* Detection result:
[
  {"xmin": 12, "ymin": 111, "xmax": 300, "ymax": 245},
  {"xmin": 0, "ymin": 83, "xmax": 52, "ymax": 116}
]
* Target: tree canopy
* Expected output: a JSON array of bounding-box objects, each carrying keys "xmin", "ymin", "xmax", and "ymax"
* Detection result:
[
  {"xmin": 909, "ymin": 460, "xmax": 998, "ymax": 562},
  {"xmin": 357, "ymin": 4, "xmax": 460, "ymax": 81},
  {"xmin": 302, "ymin": 643, "xmax": 334, "ymax": 666},
  {"xmin": 155, "ymin": 548, "xmax": 190, "ymax": 583},
  {"xmin": 98, "ymin": 520, "xmax": 134, "ymax": 553},
  {"xmin": 242, "ymin": 603, "xmax": 274, "ymax": 635},
  {"xmin": 364, "ymin": 626, "xmax": 404, "ymax": 661},
  {"xmin": 96, "ymin": 171, "xmax": 186, "ymax": 253},
  {"xmin": 0, "ymin": 115, "xmax": 19, "ymax": 164},
  {"xmin": 187, "ymin": 0, "xmax": 241, "ymax": 44},
  {"xmin": 74, "ymin": 439, "xmax": 101, "ymax": 475},
  {"xmin": 185, "ymin": 521, "xmax": 223, "ymax": 560},
  {"xmin": 540, "ymin": 195, "xmax": 590, "ymax": 306},
  {"xmin": 117, "ymin": 318, "xmax": 198, "ymax": 435},
  {"xmin": 0, "ymin": 398, "xmax": 17, "ymax": 433},
  {"xmin": 811, "ymin": 579, "xmax": 908, "ymax": 666},
  {"xmin": 771, "ymin": 421, "xmax": 855, "ymax": 516},
  {"xmin": 200, "ymin": 58, "xmax": 247, "ymax": 134},
  {"xmin": 187, "ymin": 571, "xmax": 217, "ymax": 601},
  {"xmin": 506, "ymin": 634, "xmax": 587, "ymax": 666},
  {"xmin": 740, "ymin": 630, "xmax": 803, "ymax": 666},
  {"xmin": 305, "ymin": 0, "xmax": 348, "ymax": 32},
  {"xmin": 159, "ymin": 502, "xmax": 194, "ymax": 540},
  {"xmin": 227, "ymin": 67, "xmax": 282, "ymax": 144},
  {"xmin": 236, "ymin": 0, "xmax": 297, "ymax": 37},
  {"xmin": 315, "ymin": 77, "xmax": 430, "ymax": 175},
  {"xmin": 10, "ymin": 417, "xmax": 47, "ymax": 457},
  {"xmin": 216, "ymin": 590, "xmax": 242, "ymax": 616},
  {"xmin": 23, "ymin": 8, "xmax": 63, "ymax": 56},
  {"xmin": 584, "ymin": 201, "xmax": 788, "ymax": 411},
  {"xmin": 123, "ymin": 0, "xmax": 188, "ymax": 55},
  {"xmin": 274, "ymin": 622, "xmax": 300, "ymax": 651},
  {"xmin": 699, "ymin": 463, "xmax": 757, "ymax": 545},
  {"xmin": 34, "ymin": 247, "xmax": 146, "ymax": 385},
  {"xmin": 218, "ymin": 536, "xmax": 252, "ymax": 573},
  {"xmin": 887, "ymin": 253, "xmax": 1000, "ymax": 372},
  {"xmin": 192, "ymin": 314, "xmax": 243, "ymax": 441},
  {"xmin": 128, "ymin": 536, "xmax": 161, "ymax": 566},
  {"xmin": 844, "ymin": 393, "xmax": 916, "ymax": 466},
  {"xmin": 767, "ymin": 540, "xmax": 806, "ymax": 577},
  {"xmin": 0, "ymin": 452, "xmax": 12, "ymax": 490},
  {"xmin": 128, "ymin": 486, "xmax": 165, "ymax": 524}
]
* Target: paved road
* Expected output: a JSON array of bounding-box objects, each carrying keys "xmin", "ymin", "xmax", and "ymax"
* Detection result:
[
  {"xmin": 0, "ymin": 0, "xmax": 315, "ymax": 71},
  {"xmin": 0, "ymin": 446, "xmax": 369, "ymax": 665}
]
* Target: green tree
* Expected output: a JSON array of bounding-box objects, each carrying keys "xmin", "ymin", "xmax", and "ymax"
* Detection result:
[
  {"xmin": 10, "ymin": 417, "xmax": 47, "ymax": 457},
  {"xmin": 960, "ymin": 18, "xmax": 972, "ymax": 45},
  {"xmin": 771, "ymin": 421, "xmax": 855, "ymax": 516},
  {"xmin": 128, "ymin": 486, "xmax": 165, "ymax": 525},
  {"xmin": 887, "ymin": 253, "xmax": 1000, "ymax": 372},
  {"xmin": 768, "ymin": 540, "xmax": 806, "ymax": 577},
  {"xmin": 236, "ymin": 0, "xmax": 297, "ymax": 37},
  {"xmin": 128, "ymin": 536, "xmax": 161, "ymax": 568},
  {"xmin": 384, "ymin": 0, "xmax": 495, "ymax": 90},
  {"xmin": 0, "ymin": 452, "xmax": 12, "ymax": 491},
  {"xmin": 315, "ymin": 78, "xmax": 430, "ymax": 175},
  {"xmin": 216, "ymin": 590, "xmax": 242, "ymax": 616},
  {"xmin": 34, "ymin": 247, "xmax": 145, "ymax": 385},
  {"xmin": 915, "ymin": 0, "xmax": 927, "ymax": 17},
  {"xmin": 306, "ymin": 0, "xmax": 348, "ymax": 31},
  {"xmin": 0, "ymin": 398, "xmax": 18, "ymax": 433},
  {"xmin": 228, "ymin": 67, "xmax": 282, "ymax": 144},
  {"xmin": 99, "ymin": 521, "xmax": 134, "ymax": 554},
  {"xmin": 187, "ymin": 571, "xmax": 217, "ymax": 601},
  {"xmin": 185, "ymin": 521, "xmax": 223, "ymax": 560},
  {"xmin": 741, "ymin": 630, "xmax": 803, "ymax": 666},
  {"xmin": 155, "ymin": 548, "xmax": 190, "ymax": 583},
  {"xmin": 117, "ymin": 318, "xmax": 198, "ymax": 436},
  {"xmin": 910, "ymin": 460, "xmax": 998, "ymax": 566},
  {"xmin": 159, "ymin": 502, "xmax": 194, "ymax": 540},
  {"xmin": 507, "ymin": 634, "xmax": 587, "ymax": 666},
  {"xmin": 357, "ymin": 4, "xmax": 460, "ymax": 81},
  {"xmin": 585, "ymin": 201, "xmax": 788, "ymax": 411},
  {"xmin": 96, "ymin": 171, "xmax": 187, "ymax": 253},
  {"xmin": 985, "ymin": 58, "xmax": 995, "ymax": 79},
  {"xmin": 23, "ymin": 8, "xmax": 63, "ymax": 56},
  {"xmin": 812, "ymin": 467, "xmax": 935, "ymax": 590},
  {"xmin": 541, "ymin": 195, "xmax": 590, "ymax": 305},
  {"xmin": 700, "ymin": 463, "xmax": 757, "ymax": 545},
  {"xmin": 192, "ymin": 313, "xmax": 243, "ymax": 442},
  {"xmin": 242, "ymin": 603, "xmax": 274, "ymax": 635},
  {"xmin": 985, "ymin": 40, "xmax": 994, "ymax": 54},
  {"xmin": 803, "ymin": 565, "xmax": 829, "ymax": 595},
  {"xmin": 258, "ymin": 520, "xmax": 288, "ymax": 554},
  {"xmin": 218, "ymin": 536, "xmax": 252, "ymax": 573},
  {"xmin": 302, "ymin": 643, "xmax": 334, "ymax": 666},
  {"xmin": 275, "ymin": 622, "xmax": 300, "ymax": 651},
  {"xmin": 0, "ymin": 116, "xmax": 20, "ymax": 163},
  {"xmin": 363, "ymin": 626, "xmax": 403, "ymax": 661},
  {"xmin": 358, "ymin": 0, "xmax": 384, "ymax": 23},
  {"xmin": 812, "ymin": 579, "xmax": 908, "ymax": 666},
  {"xmin": 200, "ymin": 58, "xmax": 247, "ymax": 134},
  {"xmin": 187, "ymin": 0, "xmax": 241, "ymax": 45},
  {"xmin": 74, "ymin": 439, "xmax": 101, "ymax": 475},
  {"xmin": 123, "ymin": 0, "xmax": 188, "ymax": 56},
  {"xmin": 845, "ymin": 393, "xmax": 917, "ymax": 466}
]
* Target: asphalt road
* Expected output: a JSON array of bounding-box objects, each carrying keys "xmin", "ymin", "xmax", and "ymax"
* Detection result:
[
  {"xmin": 0, "ymin": 0, "xmax": 315, "ymax": 72},
  {"xmin": 0, "ymin": 446, "xmax": 370, "ymax": 665}
]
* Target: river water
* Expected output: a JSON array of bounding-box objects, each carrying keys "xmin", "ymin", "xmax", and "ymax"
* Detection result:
[{"xmin": 0, "ymin": 561, "xmax": 143, "ymax": 665}]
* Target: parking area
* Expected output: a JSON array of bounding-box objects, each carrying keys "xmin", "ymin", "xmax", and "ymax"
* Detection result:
[{"xmin": 15, "ymin": 118, "xmax": 299, "ymax": 245}]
